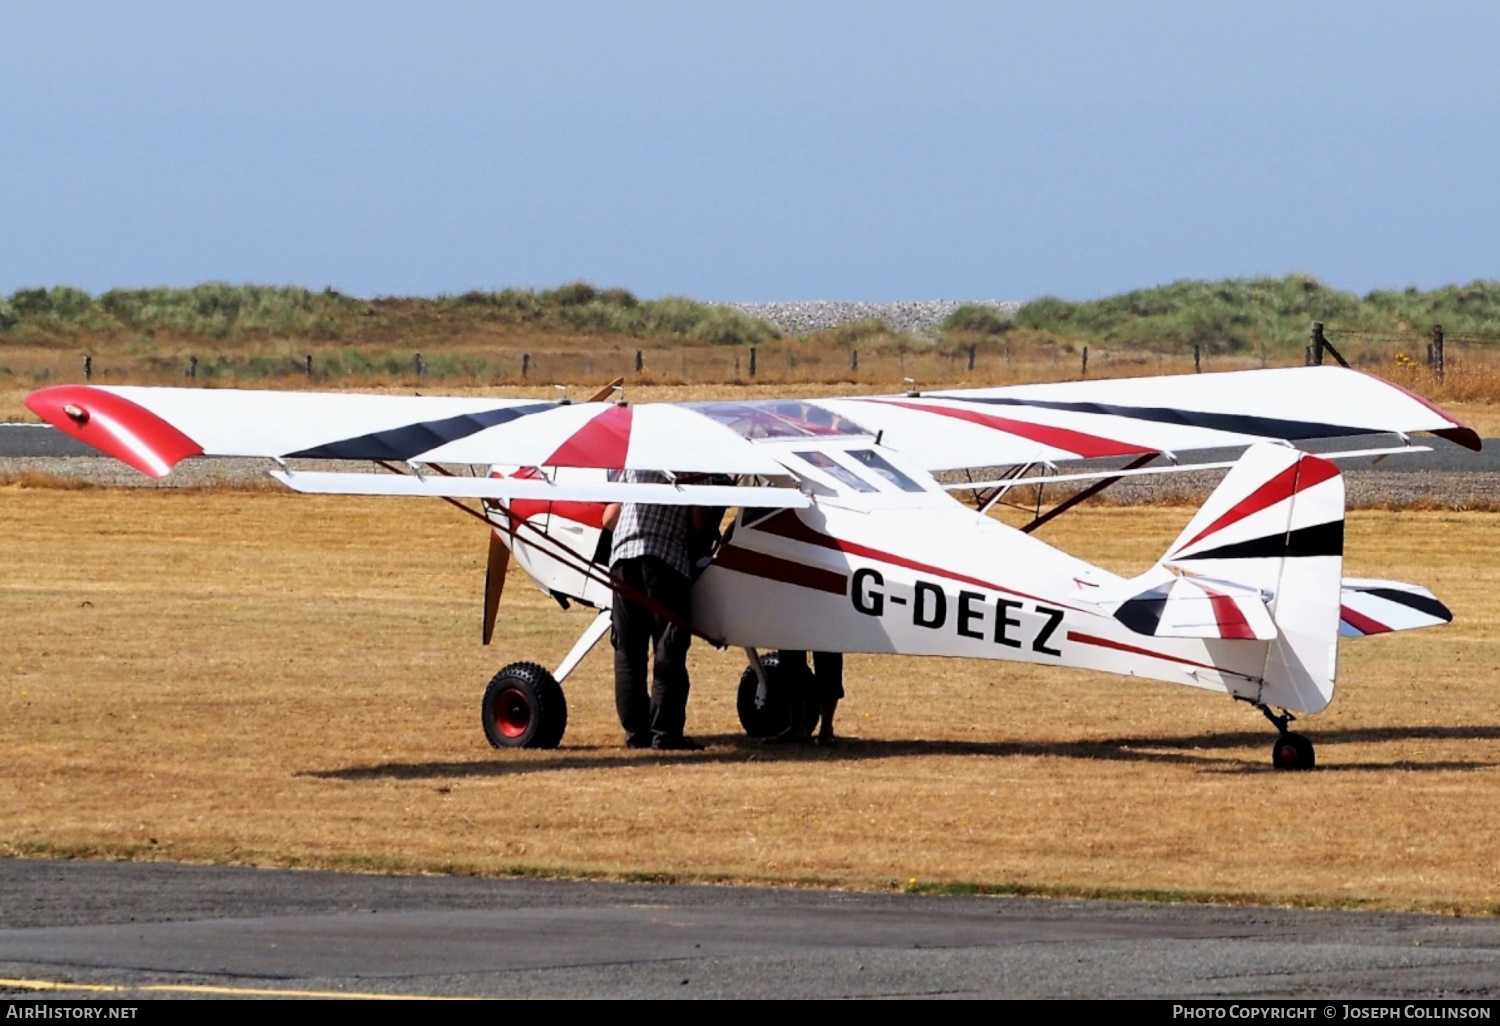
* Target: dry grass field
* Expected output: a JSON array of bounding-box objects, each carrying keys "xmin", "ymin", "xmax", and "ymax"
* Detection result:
[{"xmin": 2, "ymin": 485, "xmax": 1497, "ymax": 913}]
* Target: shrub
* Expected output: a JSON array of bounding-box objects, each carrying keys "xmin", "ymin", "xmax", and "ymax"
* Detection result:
[{"xmin": 942, "ymin": 305, "xmax": 1013, "ymax": 336}]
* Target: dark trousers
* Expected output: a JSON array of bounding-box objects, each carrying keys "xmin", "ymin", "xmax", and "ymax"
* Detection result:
[
  {"xmin": 778, "ymin": 651, "xmax": 845, "ymax": 702},
  {"xmin": 611, "ymin": 556, "xmax": 693, "ymax": 745}
]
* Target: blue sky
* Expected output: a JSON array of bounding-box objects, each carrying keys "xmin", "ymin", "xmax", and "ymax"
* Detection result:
[{"xmin": 3, "ymin": 1, "xmax": 1497, "ymax": 301}]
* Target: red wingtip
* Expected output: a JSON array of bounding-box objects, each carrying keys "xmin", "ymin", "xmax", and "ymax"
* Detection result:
[
  {"xmin": 1355, "ymin": 369, "xmax": 1482, "ymax": 451},
  {"xmin": 1435, "ymin": 425, "xmax": 1483, "ymax": 452},
  {"xmin": 25, "ymin": 385, "xmax": 203, "ymax": 478}
]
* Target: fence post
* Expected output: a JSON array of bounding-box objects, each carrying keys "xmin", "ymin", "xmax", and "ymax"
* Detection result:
[
  {"xmin": 749, "ymin": 347, "xmax": 757, "ymax": 378},
  {"xmin": 635, "ymin": 350, "xmax": 643, "ymax": 373},
  {"xmin": 1310, "ymin": 322, "xmax": 1325, "ymax": 365},
  {"xmin": 188, "ymin": 355, "xmax": 197, "ymax": 380},
  {"xmin": 305, "ymin": 354, "xmax": 313, "ymax": 378},
  {"xmin": 1432, "ymin": 324, "xmax": 1445, "ymax": 381},
  {"xmin": 1081, "ymin": 346, "xmax": 1088, "ymax": 377},
  {"xmin": 1193, "ymin": 344, "xmax": 1201, "ymax": 373},
  {"xmin": 850, "ymin": 349, "xmax": 858, "ymax": 373},
  {"xmin": 734, "ymin": 354, "xmax": 740, "ymax": 377},
  {"xmin": 1259, "ymin": 342, "xmax": 1266, "ymax": 368},
  {"xmin": 83, "ymin": 355, "xmax": 92, "ymax": 380},
  {"xmin": 415, "ymin": 353, "xmax": 425, "ymax": 378},
  {"xmin": 967, "ymin": 344, "xmax": 976, "ymax": 371},
  {"xmin": 521, "ymin": 353, "xmax": 529, "ymax": 378}
]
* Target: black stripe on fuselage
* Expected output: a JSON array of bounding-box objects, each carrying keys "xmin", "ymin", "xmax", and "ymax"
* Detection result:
[
  {"xmin": 935, "ymin": 396, "xmax": 1371, "ymax": 442},
  {"xmin": 1176, "ymin": 520, "xmax": 1344, "ymax": 561},
  {"xmin": 288, "ymin": 403, "xmax": 557, "ymax": 461}
]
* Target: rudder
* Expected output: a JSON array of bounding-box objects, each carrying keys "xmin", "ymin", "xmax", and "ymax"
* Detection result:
[{"xmin": 1162, "ymin": 444, "xmax": 1345, "ymax": 713}]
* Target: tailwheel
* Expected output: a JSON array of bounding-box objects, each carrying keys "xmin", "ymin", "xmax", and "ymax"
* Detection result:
[
  {"xmin": 1272, "ymin": 732, "xmax": 1315, "ymax": 771},
  {"xmin": 482, "ymin": 662, "xmax": 567, "ymax": 749},
  {"xmin": 1258, "ymin": 705, "xmax": 1315, "ymax": 771}
]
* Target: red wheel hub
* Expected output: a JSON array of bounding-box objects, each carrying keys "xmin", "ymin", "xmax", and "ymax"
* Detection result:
[{"xmin": 494, "ymin": 687, "xmax": 533, "ymax": 738}]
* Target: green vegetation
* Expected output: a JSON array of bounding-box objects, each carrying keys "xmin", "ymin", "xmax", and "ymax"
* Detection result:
[
  {"xmin": 941, "ymin": 304, "xmax": 1013, "ymax": 336},
  {"xmin": 0, "ymin": 282, "xmax": 781, "ymax": 347},
  {"xmin": 1007, "ymin": 275, "xmax": 1500, "ymax": 354}
]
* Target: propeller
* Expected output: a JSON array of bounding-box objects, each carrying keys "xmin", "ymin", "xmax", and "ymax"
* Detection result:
[
  {"xmin": 586, "ymin": 377, "xmax": 625, "ymax": 403},
  {"xmin": 482, "ymin": 528, "xmax": 510, "ymax": 646},
  {"xmin": 481, "ymin": 377, "xmax": 620, "ymax": 645}
]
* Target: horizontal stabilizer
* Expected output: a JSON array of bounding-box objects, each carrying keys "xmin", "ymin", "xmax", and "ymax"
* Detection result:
[
  {"xmin": 1339, "ymin": 578, "xmax": 1452, "ymax": 637},
  {"xmin": 1111, "ymin": 574, "xmax": 1277, "ymax": 641},
  {"xmin": 270, "ymin": 470, "xmax": 811, "ymax": 508}
]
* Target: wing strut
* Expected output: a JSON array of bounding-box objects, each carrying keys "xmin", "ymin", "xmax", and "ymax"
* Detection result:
[{"xmin": 1020, "ymin": 454, "xmax": 1158, "ymax": 534}]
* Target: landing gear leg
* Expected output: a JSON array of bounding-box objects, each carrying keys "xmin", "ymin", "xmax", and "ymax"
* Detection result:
[{"xmin": 1258, "ymin": 705, "xmax": 1315, "ymax": 771}]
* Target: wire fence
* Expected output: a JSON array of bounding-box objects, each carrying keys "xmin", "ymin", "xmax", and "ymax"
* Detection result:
[{"xmin": 8, "ymin": 323, "xmax": 1500, "ymax": 397}]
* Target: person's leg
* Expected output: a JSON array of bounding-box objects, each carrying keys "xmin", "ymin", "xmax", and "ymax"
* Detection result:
[
  {"xmin": 643, "ymin": 558, "xmax": 697, "ymax": 746},
  {"xmin": 812, "ymin": 651, "xmax": 844, "ymax": 743},
  {"xmin": 764, "ymin": 651, "xmax": 813, "ymax": 743},
  {"xmin": 611, "ymin": 559, "xmax": 652, "ymax": 747}
]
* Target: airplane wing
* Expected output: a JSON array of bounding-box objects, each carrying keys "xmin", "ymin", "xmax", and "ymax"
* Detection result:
[
  {"xmin": 26, "ymin": 367, "xmax": 1476, "ymax": 485},
  {"xmin": 801, "ymin": 366, "xmax": 1479, "ymax": 471},
  {"xmin": 24, "ymin": 384, "xmax": 793, "ymax": 479}
]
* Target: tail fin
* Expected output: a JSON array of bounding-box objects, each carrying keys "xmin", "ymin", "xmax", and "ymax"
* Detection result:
[{"xmin": 1163, "ymin": 443, "xmax": 1345, "ymax": 713}]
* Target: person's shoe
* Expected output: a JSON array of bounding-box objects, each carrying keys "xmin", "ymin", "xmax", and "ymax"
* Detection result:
[
  {"xmin": 651, "ymin": 735, "xmax": 705, "ymax": 751},
  {"xmin": 625, "ymin": 735, "xmax": 653, "ymax": 749},
  {"xmin": 814, "ymin": 732, "xmax": 838, "ymax": 747}
]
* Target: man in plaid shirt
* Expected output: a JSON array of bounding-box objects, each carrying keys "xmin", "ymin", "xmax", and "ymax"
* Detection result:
[{"xmin": 603, "ymin": 471, "xmax": 707, "ymax": 750}]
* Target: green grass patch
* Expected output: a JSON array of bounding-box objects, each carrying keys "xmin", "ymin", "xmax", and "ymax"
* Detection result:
[
  {"xmin": 2, "ymin": 281, "xmax": 782, "ymax": 348},
  {"xmin": 1015, "ymin": 275, "xmax": 1500, "ymax": 354}
]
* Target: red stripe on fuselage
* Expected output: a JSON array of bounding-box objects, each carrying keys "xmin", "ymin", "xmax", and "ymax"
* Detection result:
[
  {"xmin": 864, "ymin": 399, "xmax": 1155, "ymax": 459},
  {"xmin": 750, "ymin": 510, "xmax": 1083, "ymax": 611},
  {"xmin": 1178, "ymin": 456, "xmax": 1339, "ymax": 553},
  {"xmin": 714, "ymin": 545, "xmax": 849, "ymax": 595},
  {"xmin": 1066, "ymin": 630, "xmax": 1224, "ymax": 671},
  {"xmin": 508, "ymin": 498, "xmax": 608, "ymax": 529}
]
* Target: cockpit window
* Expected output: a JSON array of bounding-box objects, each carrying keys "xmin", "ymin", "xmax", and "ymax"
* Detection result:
[
  {"xmin": 847, "ymin": 449, "xmax": 925, "ymax": 492},
  {"xmin": 686, "ymin": 400, "xmax": 870, "ymax": 440},
  {"xmin": 794, "ymin": 451, "xmax": 877, "ymax": 493}
]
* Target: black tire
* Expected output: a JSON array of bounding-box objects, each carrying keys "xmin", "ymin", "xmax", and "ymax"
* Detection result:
[
  {"xmin": 1271, "ymin": 731, "xmax": 1315, "ymax": 771},
  {"xmin": 482, "ymin": 662, "xmax": 567, "ymax": 749},
  {"xmin": 736, "ymin": 653, "xmax": 821, "ymax": 738}
]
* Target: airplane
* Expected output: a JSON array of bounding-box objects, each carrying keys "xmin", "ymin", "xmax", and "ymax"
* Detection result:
[{"xmin": 24, "ymin": 365, "xmax": 1475, "ymax": 769}]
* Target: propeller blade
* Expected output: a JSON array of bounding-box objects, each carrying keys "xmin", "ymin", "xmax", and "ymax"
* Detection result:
[
  {"xmin": 482, "ymin": 530, "xmax": 510, "ymax": 645},
  {"xmin": 586, "ymin": 377, "xmax": 625, "ymax": 403}
]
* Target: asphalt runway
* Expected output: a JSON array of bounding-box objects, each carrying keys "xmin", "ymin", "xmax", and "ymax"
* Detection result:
[{"xmin": 1, "ymin": 860, "xmax": 1497, "ymax": 999}]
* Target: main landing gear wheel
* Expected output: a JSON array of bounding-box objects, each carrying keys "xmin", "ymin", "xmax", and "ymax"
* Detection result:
[
  {"xmin": 482, "ymin": 662, "xmax": 567, "ymax": 749},
  {"xmin": 1272, "ymin": 732, "xmax": 1316, "ymax": 771},
  {"xmin": 736, "ymin": 653, "xmax": 822, "ymax": 738}
]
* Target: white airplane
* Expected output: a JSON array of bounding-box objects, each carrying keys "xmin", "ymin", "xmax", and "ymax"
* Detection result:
[{"xmin": 26, "ymin": 366, "xmax": 1473, "ymax": 769}]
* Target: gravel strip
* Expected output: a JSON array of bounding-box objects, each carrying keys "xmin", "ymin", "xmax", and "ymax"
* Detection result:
[
  {"xmin": 719, "ymin": 300, "xmax": 1021, "ymax": 337},
  {"xmin": 7, "ymin": 456, "xmax": 1497, "ymax": 508}
]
